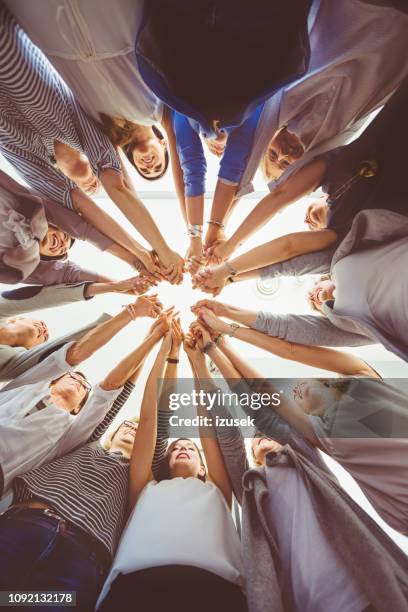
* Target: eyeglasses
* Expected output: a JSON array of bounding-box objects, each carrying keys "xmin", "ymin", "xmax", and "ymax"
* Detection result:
[
  {"xmin": 67, "ymin": 372, "xmax": 92, "ymax": 391},
  {"xmin": 122, "ymin": 420, "xmax": 138, "ymax": 431}
]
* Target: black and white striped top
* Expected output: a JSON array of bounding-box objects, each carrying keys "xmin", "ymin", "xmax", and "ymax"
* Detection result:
[
  {"xmin": 0, "ymin": 5, "xmax": 121, "ymax": 210},
  {"xmin": 13, "ymin": 382, "xmax": 171, "ymax": 555}
]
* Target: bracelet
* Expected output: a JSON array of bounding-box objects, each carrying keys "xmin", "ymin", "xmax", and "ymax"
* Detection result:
[
  {"xmin": 227, "ymin": 276, "xmax": 235, "ymax": 284},
  {"xmin": 166, "ymin": 357, "xmax": 179, "ymax": 364},
  {"xmin": 214, "ymin": 333, "xmax": 225, "ymax": 345},
  {"xmin": 123, "ymin": 304, "xmax": 138, "ymax": 321},
  {"xmin": 201, "ymin": 341, "xmax": 216, "ymax": 354},
  {"xmin": 208, "ymin": 220, "xmax": 225, "ymax": 229},
  {"xmin": 227, "ymin": 323, "xmax": 240, "ymax": 337},
  {"xmin": 188, "ymin": 224, "xmax": 203, "ymax": 238},
  {"xmin": 224, "ymin": 260, "xmax": 237, "ymax": 276}
]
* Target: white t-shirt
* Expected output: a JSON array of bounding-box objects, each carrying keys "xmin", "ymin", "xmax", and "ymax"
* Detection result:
[
  {"xmin": 4, "ymin": 0, "xmax": 163, "ymax": 125},
  {"xmin": 97, "ymin": 478, "xmax": 243, "ymax": 607},
  {"xmin": 0, "ymin": 342, "xmax": 122, "ymax": 491},
  {"xmin": 265, "ymin": 465, "xmax": 368, "ymax": 612}
]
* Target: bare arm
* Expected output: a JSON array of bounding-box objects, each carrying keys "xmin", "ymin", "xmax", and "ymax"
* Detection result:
[
  {"xmin": 186, "ymin": 344, "xmax": 233, "ymax": 506},
  {"xmin": 199, "ymin": 308, "xmax": 379, "ymax": 378},
  {"xmin": 162, "ymin": 109, "xmax": 187, "ymax": 223},
  {"xmin": 195, "ymin": 229, "xmax": 337, "ymax": 293},
  {"xmin": 128, "ymin": 335, "xmax": 171, "ymax": 510},
  {"xmin": 100, "ymin": 328, "xmax": 162, "ymax": 391},
  {"xmin": 100, "ymin": 169, "xmax": 182, "ymax": 275},
  {"xmin": 71, "ymin": 188, "xmax": 152, "ymax": 267},
  {"xmin": 226, "ymin": 158, "xmax": 326, "ymax": 254},
  {"xmin": 66, "ymin": 296, "xmax": 161, "ymax": 366}
]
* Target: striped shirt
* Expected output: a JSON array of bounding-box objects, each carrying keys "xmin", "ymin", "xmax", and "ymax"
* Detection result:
[
  {"xmin": 13, "ymin": 382, "xmax": 171, "ymax": 555},
  {"xmin": 0, "ymin": 5, "xmax": 121, "ymax": 210}
]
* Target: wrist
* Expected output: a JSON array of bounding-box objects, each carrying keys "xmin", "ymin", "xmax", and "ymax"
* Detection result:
[{"xmin": 168, "ymin": 347, "xmax": 181, "ymax": 359}]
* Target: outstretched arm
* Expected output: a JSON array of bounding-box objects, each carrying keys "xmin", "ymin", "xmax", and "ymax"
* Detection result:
[
  {"xmin": 184, "ymin": 335, "xmax": 233, "ymax": 506},
  {"xmin": 218, "ymin": 158, "xmax": 326, "ymax": 260},
  {"xmin": 197, "ymin": 307, "xmax": 380, "ymax": 378},
  {"xmin": 100, "ymin": 323, "xmax": 163, "ymax": 391},
  {"xmin": 128, "ymin": 334, "xmax": 172, "ymax": 510},
  {"xmin": 194, "ymin": 229, "xmax": 337, "ymax": 294},
  {"xmin": 71, "ymin": 187, "xmax": 161, "ymax": 276},
  {"xmin": 66, "ymin": 295, "xmax": 162, "ymax": 366}
]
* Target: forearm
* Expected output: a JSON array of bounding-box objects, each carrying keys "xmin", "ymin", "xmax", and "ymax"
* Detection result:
[
  {"xmin": 106, "ymin": 243, "xmax": 140, "ymax": 268},
  {"xmin": 228, "ymin": 159, "xmax": 325, "ymax": 250},
  {"xmin": 217, "ymin": 338, "xmax": 263, "ymax": 381},
  {"xmin": 72, "ymin": 188, "xmax": 148, "ymax": 259},
  {"xmin": 186, "ymin": 194, "xmax": 204, "ymax": 227},
  {"xmin": 101, "ymin": 172, "xmax": 168, "ymax": 256},
  {"xmin": 66, "ymin": 308, "xmax": 132, "ymax": 365},
  {"xmin": 221, "ymin": 304, "xmax": 258, "ymax": 327},
  {"xmin": 206, "ymin": 347, "xmax": 241, "ymax": 381},
  {"xmin": 101, "ymin": 331, "xmax": 160, "ymax": 390},
  {"xmin": 164, "ymin": 346, "xmax": 181, "ymax": 380},
  {"xmin": 209, "ymin": 181, "xmax": 238, "ymax": 226},
  {"xmin": 228, "ymin": 230, "xmax": 336, "ymax": 275}
]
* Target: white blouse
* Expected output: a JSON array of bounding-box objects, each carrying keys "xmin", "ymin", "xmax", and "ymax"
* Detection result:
[
  {"xmin": 0, "ymin": 342, "xmax": 123, "ymax": 492},
  {"xmin": 97, "ymin": 477, "xmax": 243, "ymax": 607},
  {"xmin": 4, "ymin": 0, "xmax": 163, "ymax": 125}
]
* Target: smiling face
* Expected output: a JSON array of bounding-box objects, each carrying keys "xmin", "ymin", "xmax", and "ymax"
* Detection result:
[
  {"xmin": 5, "ymin": 316, "xmax": 49, "ymax": 348},
  {"xmin": 262, "ymin": 127, "xmax": 305, "ymax": 180},
  {"xmin": 39, "ymin": 227, "xmax": 72, "ymax": 258},
  {"xmin": 304, "ymin": 199, "xmax": 329, "ymax": 231},
  {"xmin": 131, "ymin": 135, "xmax": 168, "ymax": 179},
  {"xmin": 49, "ymin": 372, "xmax": 90, "ymax": 415},
  {"xmin": 167, "ymin": 438, "xmax": 206, "ymax": 480},
  {"xmin": 109, "ymin": 420, "xmax": 139, "ymax": 457},
  {"xmin": 251, "ymin": 436, "xmax": 283, "ymax": 466}
]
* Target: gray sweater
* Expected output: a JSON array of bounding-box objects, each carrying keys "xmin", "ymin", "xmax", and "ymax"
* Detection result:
[
  {"xmin": 253, "ymin": 210, "xmax": 408, "ymax": 360},
  {"xmin": 212, "ymin": 393, "xmax": 408, "ymax": 612}
]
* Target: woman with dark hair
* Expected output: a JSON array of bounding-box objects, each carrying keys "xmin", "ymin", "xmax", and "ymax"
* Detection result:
[
  {"xmin": 192, "ymin": 323, "xmax": 408, "ymax": 611},
  {"xmin": 0, "ymin": 4, "xmax": 184, "ymax": 283},
  {"xmin": 97, "ymin": 330, "xmax": 247, "ymax": 612},
  {"xmin": 0, "ymin": 169, "xmax": 158, "ymax": 288},
  {"xmin": 192, "ymin": 308, "xmax": 408, "ymax": 535}
]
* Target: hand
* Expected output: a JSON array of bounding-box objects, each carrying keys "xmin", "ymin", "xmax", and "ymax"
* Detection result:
[
  {"xmin": 126, "ymin": 294, "xmax": 163, "ymax": 319},
  {"xmin": 112, "ymin": 276, "xmax": 157, "ymax": 295},
  {"xmin": 183, "ymin": 334, "xmax": 205, "ymax": 365},
  {"xmin": 135, "ymin": 250, "xmax": 164, "ymax": 281},
  {"xmin": 158, "ymin": 249, "xmax": 184, "ymax": 285},
  {"xmin": 148, "ymin": 307, "xmax": 175, "ymax": 337},
  {"xmin": 192, "ymin": 264, "xmax": 229, "ymax": 296},
  {"xmin": 193, "ymin": 321, "xmax": 212, "ymax": 349},
  {"xmin": 205, "ymin": 239, "xmax": 234, "ymax": 265},
  {"xmin": 185, "ymin": 239, "xmax": 205, "ymax": 275},
  {"xmin": 195, "ymin": 307, "xmax": 230, "ymax": 334},
  {"xmin": 191, "ymin": 299, "xmax": 229, "ymax": 318},
  {"xmin": 169, "ymin": 317, "xmax": 183, "ymax": 356},
  {"xmin": 203, "ymin": 226, "xmax": 226, "ymax": 256}
]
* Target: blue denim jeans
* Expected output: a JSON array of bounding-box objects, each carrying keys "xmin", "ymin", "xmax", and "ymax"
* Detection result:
[{"xmin": 0, "ymin": 508, "xmax": 110, "ymax": 612}]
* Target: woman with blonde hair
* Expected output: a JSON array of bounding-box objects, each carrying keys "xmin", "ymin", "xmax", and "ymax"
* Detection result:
[
  {"xmin": 192, "ymin": 306, "xmax": 408, "ymax": 535},
  {"xmin": 191, "ymin": 322, "xmax": 408, "ymax": 612}
]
